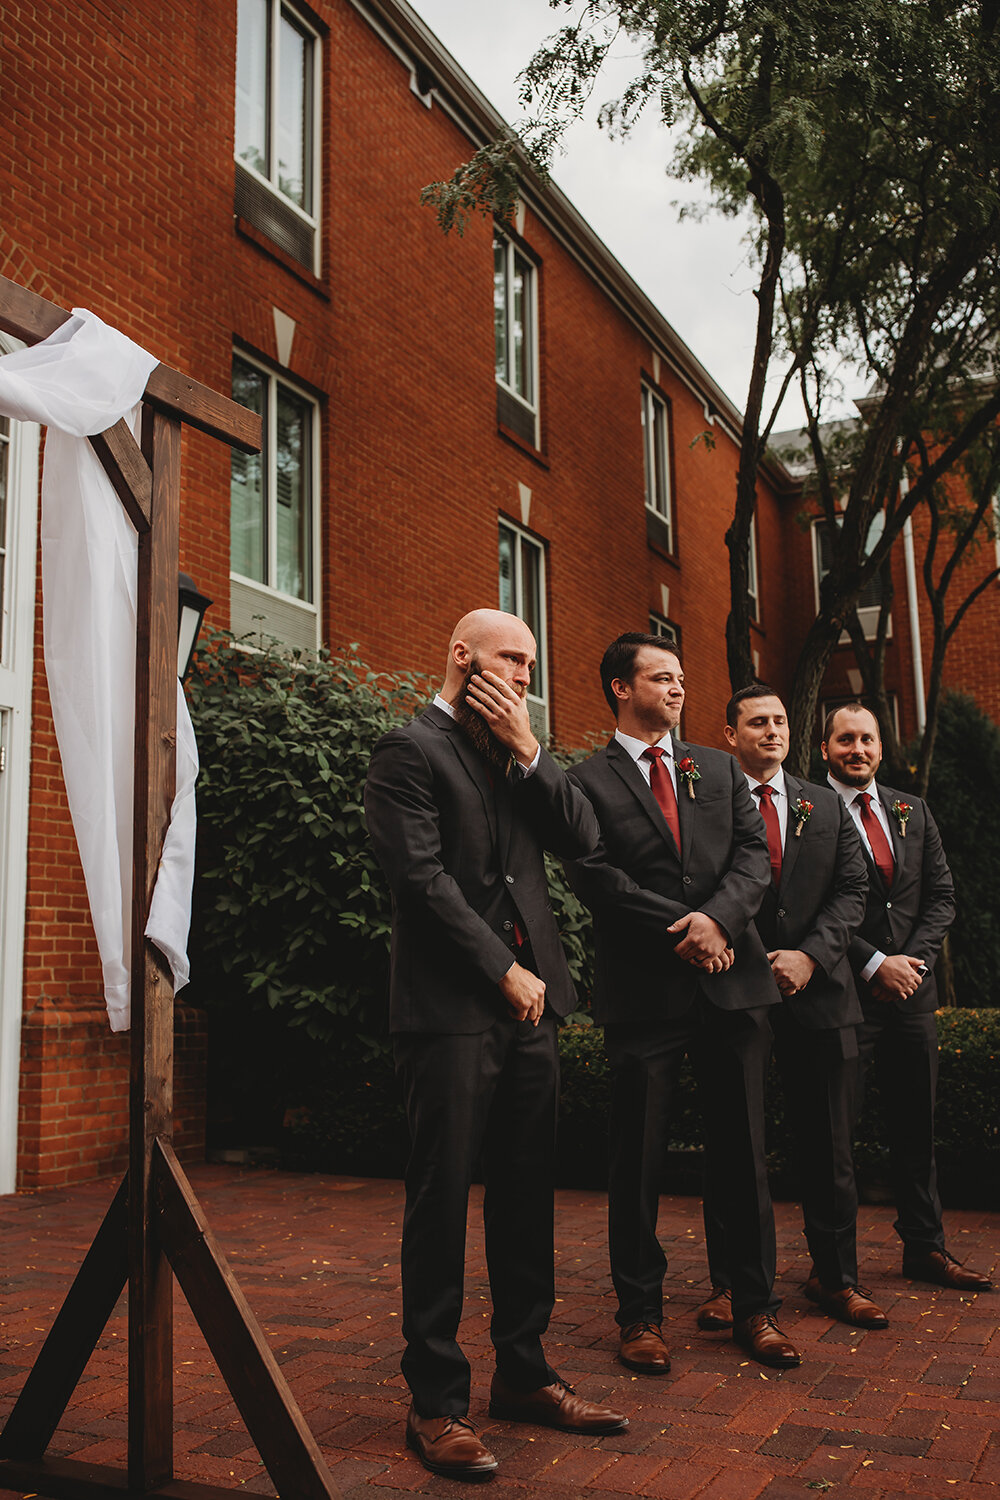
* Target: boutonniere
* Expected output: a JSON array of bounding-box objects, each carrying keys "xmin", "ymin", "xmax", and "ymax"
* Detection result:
[
  {"xmin": 676, "ymin": 756, "xmax": 701, "ymax": 799},
  {"xmin": 891, "ymin": 799, "xmax": 912, "ymax": 837},
  {"xmin": 792, "ymin": 798, "xmax": 814, "ymax": 837}
]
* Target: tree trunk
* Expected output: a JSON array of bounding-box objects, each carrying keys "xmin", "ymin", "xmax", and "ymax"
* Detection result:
[
  {"xmin": 786, "ymin": 615, "xmax": 840, "ymax": 776},
  {"xmin": 915, "ymin": 634, "xmax": 946, "ymax": 798}
]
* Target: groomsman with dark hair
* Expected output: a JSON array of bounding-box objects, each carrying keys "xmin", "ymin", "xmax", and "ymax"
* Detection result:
[
  {"xmin": 566, "ymin": 636, "xmax": 800, "ymax": 1371},
  {"xmin": 698, "ymin": 685, "xmax": 887, "ymax": 1333},
  {"xmin": 822, "ymin": 703, "xmax": 992, "ymax": 1293}
]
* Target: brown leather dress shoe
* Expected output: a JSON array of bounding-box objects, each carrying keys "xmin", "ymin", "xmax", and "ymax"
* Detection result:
[
  {"xmin": 406, "ymin": 1409, "xmax": 498, "ymax": 1480},
  {"xmin": 803, "ymin": 1276, "xmax": 889, "ymax": 1329},
  {"xmin": 902, "ymin": 1249, "xmax": 994, "ymax": 1292},
  {"xmin": 696, "ymin": 1287, "xmax": 733, "ymax": 1331},
  {"xmin": 618, "ymin": 1320, "xmax": 671, "ymax": 1373},
  {"xmin": 489, "ymin": 1373, "xmax": 629, "ymax": 1433},
  {"xmin": 732, "ymin": 1313, "xmax": 801, "ymax": 1368}
]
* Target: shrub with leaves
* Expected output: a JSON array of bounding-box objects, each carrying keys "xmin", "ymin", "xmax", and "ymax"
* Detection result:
[
  {"xmin": 186, "ymin": 632, "xmax": 429, "ymax": 1045},
  {"xmin": 926, "ymin": 693, "xmax": 1000, "ymax": 1008}
]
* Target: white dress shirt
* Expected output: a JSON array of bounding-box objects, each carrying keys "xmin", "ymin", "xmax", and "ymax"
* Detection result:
[
  {"xmin": 827, "ymin": 772, "xmax": 888, "ymax": 980},
  {"xmin": 614, "ymin": 727, "xmax": 678, "ymax": 793},
  {"xmin": 433, "ymin": 693, "xmax": 541, "ymax": 776},
  {"xmin": 744, "ymin": 764, "xmax": 788, "ymax": 845}
]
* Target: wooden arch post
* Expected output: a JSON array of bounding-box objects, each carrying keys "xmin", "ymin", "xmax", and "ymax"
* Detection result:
[{"xmin": 0, "ymin": 277, "xmax": 340, "ymax": 1500}]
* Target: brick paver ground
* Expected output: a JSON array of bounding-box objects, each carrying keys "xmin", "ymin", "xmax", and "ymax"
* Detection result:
[{"xmin": 0, "ymin": 1166, "xmax": 996, "ymax": 1498}]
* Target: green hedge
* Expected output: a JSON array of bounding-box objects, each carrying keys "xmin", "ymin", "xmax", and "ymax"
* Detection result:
[
  {"xmin": 279, "ymin": 1010, "xmax": 999, "ymax": 1208},
  {"xmin": 926, "ymin": 694, "xmax": 1000, "ymax": 1008}
]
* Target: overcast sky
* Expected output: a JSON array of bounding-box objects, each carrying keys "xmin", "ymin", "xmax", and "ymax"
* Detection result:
[{"xmin": 411, "ymin": 0, "xmax": 854, "ymax": 434}]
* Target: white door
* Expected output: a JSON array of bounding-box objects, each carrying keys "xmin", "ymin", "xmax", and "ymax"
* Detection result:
[{"xmin": 0, "ymin": 367, "xmax": 40, "ymax": 1194}]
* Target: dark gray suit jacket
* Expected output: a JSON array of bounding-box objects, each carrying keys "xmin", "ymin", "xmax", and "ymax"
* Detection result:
[
  {"xmin": 566, "ymin": 737, "xmax": 778, "ymax": 1024},
  {"xmin": 365, "ymin": 704, "xmax": 599, "ymax": 1034},
  {"xmin": 753, "ymin": 774, "xmax": 868, "ymax": 1030},
  {"xmin": 845, "ymin": 780, "xmax": 956, "ymax": 1015}
]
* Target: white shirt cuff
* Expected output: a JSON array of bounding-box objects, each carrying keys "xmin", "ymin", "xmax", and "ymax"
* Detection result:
[
  {"xmin": 517, "ymin": 744, "xmax": 542, "ymax": 777},
  {"xmin": 861, "ymin": 951, "xmax": 887, "ymax": 982}
]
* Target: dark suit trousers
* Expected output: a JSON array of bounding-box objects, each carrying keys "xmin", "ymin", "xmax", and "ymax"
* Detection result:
[
  {"xmin": 703, "ymin": 1009, "xmax": 860, "ymax": 1291},
  {"xmin": 393, "ymin": 1010, "xmax": 560, "ymax": 1416},
  {"xmin": 605, "ymin": 999, "xmax": 777, "ymax": 1326},
  {"xmin": 856, "ymin": 1001, "xmax": 945, "ymax": 1256}
]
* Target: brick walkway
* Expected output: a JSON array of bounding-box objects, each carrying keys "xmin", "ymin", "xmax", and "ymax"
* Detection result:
[{"xmin": 0, "ymin": 1166, "xmax": 997, "ymax": 1498}]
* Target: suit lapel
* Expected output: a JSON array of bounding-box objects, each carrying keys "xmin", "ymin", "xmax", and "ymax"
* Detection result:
[
  {"xmin": 425, "ymin": 704, "xmax": 498, "ymax": 846},
  {"xmin": 672, "ymin": 738, "xmax": 694, "ymax": 873},
  {"xmin": 607, "ymin": 736, "xmax": 681, "ymax": 861},
  {"xmin": 777, "ymin": 772, "xmax": 804, "ymax": 895},
  {"xmin": 878, "ymin": 785, "xmax": 907, "ymax": 890}
]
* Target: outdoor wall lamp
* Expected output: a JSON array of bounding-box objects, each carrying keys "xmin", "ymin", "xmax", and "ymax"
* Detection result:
[{"xmin": 177, "ymin": 571, "xmax": 212, "ymax": 681}]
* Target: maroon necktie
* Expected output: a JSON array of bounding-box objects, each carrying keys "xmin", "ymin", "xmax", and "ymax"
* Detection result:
[
  {"xmin": 858, "ymin": 791, "xmax": 895, "ymax": 887},
  {"xmin": 753, "ymin": 783, "xmax": 783, "ymax": 888},
  {"xmin": 641, "ymin": 746, "xmax": 681, "ymax": 849}
]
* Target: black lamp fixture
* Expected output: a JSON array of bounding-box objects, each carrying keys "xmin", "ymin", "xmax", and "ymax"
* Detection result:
[{"xmin": 177, "ymin": 571, "xmax": 213, "ymax": 681}]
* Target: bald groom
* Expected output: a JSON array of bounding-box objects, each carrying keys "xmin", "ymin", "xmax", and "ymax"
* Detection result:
[{"xmin": 365, "ymin": 609, "xmax": 627, "ymax": 1481}]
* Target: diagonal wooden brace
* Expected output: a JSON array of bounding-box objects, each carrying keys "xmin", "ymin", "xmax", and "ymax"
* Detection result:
[
  {"xmin": 0, "ymin": 1175, "xmax": 129, "ymax": 1460},
  {"xmin": 154, "ymin": 1140, "xmax": 340, "ymax": 1500},
  {"xmin": 90, "ymin": 420, "xmax": 152, "ymax": 532}
]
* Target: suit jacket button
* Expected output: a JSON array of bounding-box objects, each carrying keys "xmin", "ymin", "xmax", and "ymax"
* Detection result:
[
  {"xmin": 502, "ymin": 920, "xmax": 514, "ymax": 931},
  {"xmin": 777, "ymin": 908, "xmax": 786, "ymax": 918},
  {"xmin": 683, "ymin": 876, "xmax": 692, "ymax": 885},
  {"xmin": 505, "ymin": 874, "xmax": 514, "ymax": 884},
  {"xmin": 886, "ymin": 900, "xmax": 892, "ymax": 909}
]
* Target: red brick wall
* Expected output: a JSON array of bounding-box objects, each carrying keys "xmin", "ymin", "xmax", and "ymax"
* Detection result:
[
  {"xmin": 2, "ymin": 0, "xmax": 236, "ymax": 1185},
  {"xmin": 17, "ymin": 1001, "xmax": 206, "ymax": 1190},
  {"xmin": 11, "ymin": 0, "xmax": 994, "ymax": 1188}
]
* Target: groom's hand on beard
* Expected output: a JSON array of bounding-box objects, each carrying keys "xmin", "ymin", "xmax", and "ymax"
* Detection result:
[{"xmin": 465, "ymin": 669, "xmax": 539, "ymax": 767}]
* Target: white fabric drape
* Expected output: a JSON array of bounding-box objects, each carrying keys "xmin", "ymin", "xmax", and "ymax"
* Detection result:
[{"xmin": 0, "ymin": 308, "xmax": 199, "ymax": 1031}]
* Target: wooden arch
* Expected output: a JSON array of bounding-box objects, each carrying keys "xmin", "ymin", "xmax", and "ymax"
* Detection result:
[{"xmin": 0, "ymin": 276, "xmax": 339, "ymax": 1500}]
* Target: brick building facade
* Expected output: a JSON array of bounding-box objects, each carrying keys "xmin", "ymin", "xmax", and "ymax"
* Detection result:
[{"xmin": 1, "ymin": 0, "xmax": 997, "ymax": 1190}]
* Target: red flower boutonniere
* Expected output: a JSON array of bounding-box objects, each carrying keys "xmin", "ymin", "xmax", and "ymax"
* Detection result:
[
  {"xmin": 892, "ymin": 799, "xmax": 912, "ymax": 837},
  {"xmin": 676, "ymin": 756, "xmax": 701, "ymax": 800},
  {"xmin": 792, "ymin": 798, "xmax": 814, "ymax": 837}
]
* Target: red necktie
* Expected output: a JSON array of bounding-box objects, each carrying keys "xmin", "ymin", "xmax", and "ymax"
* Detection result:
[
  {"xmin": 754, "ymin": 783, "xmax": 783, "ymax": 888},
  {"xmin": 642, "ymin": 746, "xmax": 681, "ymax": 849},
  {"xmin": 858, "ymin": 791, "xmax": 895, "ymax": 887}
]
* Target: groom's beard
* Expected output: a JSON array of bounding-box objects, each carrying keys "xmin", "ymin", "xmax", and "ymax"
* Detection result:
[{"xmin": 453, "ymin": 661, "xmax": 517, "ymax": 777}]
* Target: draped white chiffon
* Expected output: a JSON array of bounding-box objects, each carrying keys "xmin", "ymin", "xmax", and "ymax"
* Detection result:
[{"xmin": 0, "ymin": 309, "xmax": 198, "ymax": 1031}]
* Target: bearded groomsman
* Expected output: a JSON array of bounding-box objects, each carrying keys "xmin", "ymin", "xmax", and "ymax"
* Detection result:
[
  {"xmin": 366, "ymin": 609, "xmax": 628, "ymax": 1482},
  {"xmin": 822, "ymin": 703, "xmax": 992, "ymax": 1293},
  {"xmin": 697, "ymin": 685, "xmax": 887, "ymax": 1333},
  {"xmin": 566, "ymin": 634, "xmax": 800, "ymax": 1371}
]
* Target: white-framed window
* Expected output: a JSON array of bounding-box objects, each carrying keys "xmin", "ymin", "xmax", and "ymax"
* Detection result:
[
  {"xmin": 0, "ymin": 354, "xmax": 40, "ymax": 1195},
  {"xmin": 992, "ymin": 494, "xmax": 1000, "ymax": 576},
  {"xmin": 813, "ymin": 511, "xmax": 891, "ymax": 643},
  {"xmin": 649, "ymin": 612, "xmax": 680, "ymax": 647},
  {"xmin": 235, "ymin": 0, "xmax": 320, "ymax": 271},
  {"xmin": 0, "ymin": 417, "xmax": 9, "ymax": 665},
  {"xmin": 747, "ymin": 513, "xmax": 759, "ymax": 622},
  {"xmin": 498, "ymin": 518, "xmax": 548, "ymax": 737},
  {"xmin": 229, "ymin": 352, "xmax": 320, "ymax": 651},
  {"xmin": 494, "ymin": 230, "xmax": 538, "ymax": 444},
  {"xmin": 641, "ymin": 383, "xmax": 673, "ymax": 553}
]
